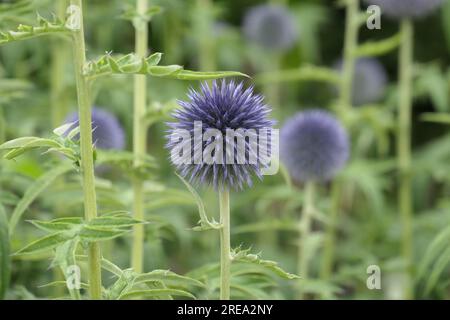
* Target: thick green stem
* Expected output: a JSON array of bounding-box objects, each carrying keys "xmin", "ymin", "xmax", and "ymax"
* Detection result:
[
  {"xmin": 339, "ymin": 0, "xmax": 359, "ymax": 112},
  {"xmin": 0, "ymin": 105, "xmax": 4, "ymax": 144},
  {"xmin": 320, "ymin": 180, "xmax": 341, "ymax": 281},
  {"xmin": 70, "ymin": 0, "xmax": 102, "ymax": 299},
  {"xmin": 51, "ymin": 0, "xmax": 69, "ymax": 128},
  {"xmin": 398, "ymin": 19, "xmax": 413, "ymax": 300},
  {"xmin": 131, "ymin": 0, "xmax": 149, "ymax": 274},
  {"xmin": 219, "ymin": 189, "xmax": 231, "ymax": 300},
  {"xmin": 196, "ymin": 0, "xmax": 215, "ymax": 71},
  {"xmin": 298, "ymin": 181, "xmax": 315, "ymax": 299}
]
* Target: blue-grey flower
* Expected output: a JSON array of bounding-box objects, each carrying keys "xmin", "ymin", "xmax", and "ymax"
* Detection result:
[
  {"xmin": 280, "ymin": 110, "xmax": 349, "ymax": 182},
  {"xmin": 363, "ymin": 0, "xmax": 444, "ymax": 19},
  {"xmin": 65, "ymin": 107, "xmax": 125, "ymax": 150},
  {"xmin": 334, "ymin": 58, "xmax": 388, "ymax": 106},
  {"xmin": 243, "ymin": 4, "xmax": 298, "ymax": 51},
  {"xmin": 166, "ymin": 80, "xmax": 275, "ymax": 190}
]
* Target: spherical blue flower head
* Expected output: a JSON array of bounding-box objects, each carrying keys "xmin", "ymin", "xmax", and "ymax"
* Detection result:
[
  {"xmin": 166, "ymin": 80, "xmax": 275, "ymax": 190},
  {"xmin": 65, "ymin": 107, "xmax": 125, "ymax": 150},
  {"xmin": 280, "ymin": 110, "xmax": 349, "ymax": 182},
  {"xmin": 363, "ymin": 0, "xmax": 443, "ymax": 19},
  {"xmin": 334, "ymin": 58, "xmax": 388, "ymax": 106},
  {"xmin": 243, "ymin": 4, "xmax": 298, "ymax": 51}
]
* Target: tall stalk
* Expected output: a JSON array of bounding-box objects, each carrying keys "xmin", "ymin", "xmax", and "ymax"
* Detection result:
[
  {"xmin": 0, "ymin": 106, "xmax": 4, "ymax": 144},
  {"xmin": 51, "ymin": 0, "xmax": 69, "ymax": 128},
  {"xmin": 320, "ymin": 179, "xmax": 341, "ymax": 280},
  {"xmin": 219, "ymin": 189, "xmax": 231, "ymax": 300},
  {"xmin": 320, "ymin": 0, "xmax": 359, "ymax": 284},
  {"xmin": 131, "ymin": 0, "xmax": 149, "ymax": 274},
  {"xmin": 398, "ymin": 19, "xmax": 413, "ymax": 300},
  {"xmin": 70, "ymin": 0, "xmax": 102, "ymax": 299},
  {"xmin": 339, "ymin": 0, "xmax": 359, "ymax": 114},
  {"xmin": 196, "ymin": 0, "xmax": 215, "ymax": 71},
  {"xmin": 298, "ymin": 181, "xmax": 315, "ymax": 299}
]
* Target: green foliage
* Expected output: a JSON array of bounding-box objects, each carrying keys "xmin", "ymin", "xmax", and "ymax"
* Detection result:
[
  {"xmin": 85, "ymin": 52, "xmax": 248, "ymax": 81},
  {"xmin": 0, "ymin": 203, "xmax": 10, "ymax": 299},
  {"xmin": 15, "ymin": 211, "xmax": 142, "ymax": 256},
  {"xmin": 0, "ymin": 14, "xmax": 69, "ymax": 45}
]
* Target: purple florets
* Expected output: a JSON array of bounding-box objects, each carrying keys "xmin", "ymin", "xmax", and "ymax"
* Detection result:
[
  {"xmin": 334, "ymin": 58, "xmax": 387, "ymax": 106},
  {"xmin": 65, "ymin": 107, "xmax": 125, "ymax": 150},
  {"xmin": 166, "ymin": 80, "xmax": 275, "ymax": 190},
  {"xmin": 363, "ymin": 0, "xmax": 444, "ymax": 19},
  {"xmin": 243, "ymin": 4, "xmax": 298, "ymax": 51},
  {"xmin": 280, "ymin": 110, "xmax": 349, "ymax": 182}
]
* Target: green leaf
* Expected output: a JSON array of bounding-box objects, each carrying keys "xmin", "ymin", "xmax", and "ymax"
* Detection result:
[
  {"xmin": 136, "ymin": 270, "xmax": 204, "ymax": 288},
  {"xmin": 0, "ymin": 16, "xmax": 69, "ymax": 45},
  {"xmin": 85, "ymin": 53, "xmax": 247, "ymax": 81},
  {"xmin": 354, "ymin": 33, "xmax": 401, "ymax": 57},
  {"xmin": 53, "ymin": 122, "xmax": 75, "ymax": 137},
  {"xmin": 78, "ymin": 225, "xmax": 128, "ymax": 242},
  {"xmin": 9, "ymin": 164, "xmax": 72, "ymax": 234},
  {"xmin": 14, "ymin": 232, "xmax": 73, "ymax": 256},
  {"xmin": 169, "ymin": 70, "xmax": 249, "ymax": 80},
  {"xmin": 0, "ymin": 137, "xmax": 62, "ymax": 160},
  {"xmin": 29, "ymin": 217, "xmax": 83, "ymax": 233},
  {"xmin": 119, "ymin": 289, "xmax": 195, "ymax": 300},
  {"xmin": 424, "ymin": 246, "xmax": 450, "ymax": 295},
  {"xmin": 0, "ymin": 204, "xmax": 10, "ymax": 299},
  {"xmin": 231, "ymin": 248, "xmax": 299, "ymax": 280}
]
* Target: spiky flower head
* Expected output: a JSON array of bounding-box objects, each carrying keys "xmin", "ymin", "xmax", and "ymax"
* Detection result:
[
  {"xmin": 166, "ymin": 80, "xmax": 275, "ymax": 190},
  {"xmin": 280, "ymin": 110, "xmax": 349, "ymax": 182},
  {"xmin": 243, "ymin": 4, "xmax": 298, "ymax": 51},
  {"xmin": 65, "ymin": 107, "xmax": 125, "ymax": 150},
  {"xmin": 363, "ymin": 0, "xmax": 444, "ymax": 19},
  {"xmin": 334, "ymin": 58, "xmax": 387, "ymax": 106}
]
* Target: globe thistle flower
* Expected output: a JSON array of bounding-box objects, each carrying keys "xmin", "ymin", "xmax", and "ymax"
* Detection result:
[
  {"xmin": 166, "ymin": 80, "xmax": 275, "ymax": 190},
  {"xmin": 280, "ymin": 110, "xmax": 349, "ymax": 182},
  {"xmin": 65, "ymin": 107, "xmax": 125, "ymax": 150},
  {"xmin": 243, "ymin": 4, "xmax": 298, "ymax": 51},
  {"xmin": 363, "ymin": 0, "xmax": 444, "ymax": 19},
  {"xmin": 334, "ymin": 58, "xmax": 388, "ymax": 106}
]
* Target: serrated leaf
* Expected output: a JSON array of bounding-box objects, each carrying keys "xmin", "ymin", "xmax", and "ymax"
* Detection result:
[
  {"xmin": 78, "ymin": 225, "xmax": 128, "ymax": 242},
  {"xmin": 119, "ymin": 289, "xmax": 195, "ymax": 300},
  {"xmin": 0, "ymin": 204, "xmax": 10, "ymax": 299},
  {"xmin": 145, "ymin": 52, "xmax": 162, "ymax": 66},
  {"xmin": 232, "ymin": 248, "xmax": 299, "ymax": 280},
  {"xmin": 136, "ymin": 270, "xmax": 204, "ymax": 288},
  {"xmin": 29, "ymin": 217, "xmax": 82, "ymax": 233},
  {"xmin": 170, "ymin": 70, "xmax": 249, "ymax": 80},
  {"xmin": 14, "ymin": 233, "xmax": 73, "ymax": 256},
  {"xmin": 9, "ymin": 164, "xmax": 73, "ymax": 234}
]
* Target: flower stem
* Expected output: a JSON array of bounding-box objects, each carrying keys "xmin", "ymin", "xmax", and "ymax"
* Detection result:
[
  {"xmin": 219, "ymin": 189, "xmax": 231, "ymax": 300},
  {"xmin": 339, "ymin": 0, "xmax": 359, "ymax": 112},
  {"xmin": 320, "ymin": 179, "xmax": 341, "ymax": 281},
  {"xmin": 196, "ymin": 0, "xmax": 215, "ymax": 71},
  {"xmin": 0, "ymin": 105, "xmax": 4, "ymax": 144},
  {"xmin": 70, "ymin": 0, "xmax": 102, "ymax": 299},
  {"xmin": 131, "ymin": 0, "xmax": 149, "ymax": 275},
  {"xmin": 51, "ymin": 0, "xmax": 69, "ymax": 128},
  {"xmin": 398, "ymin": 18, "xmax": 414, "ymax": 300},
  {"xmin": 298, "ymin": 181, "xmax": 315, "ymax": 299}
]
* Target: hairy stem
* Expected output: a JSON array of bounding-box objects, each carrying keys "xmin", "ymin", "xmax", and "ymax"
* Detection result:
[
  {"xmin": 398, "ymin": 19, "xmax": 413, "ymax": 300},
  {"xmin": 131, "ymin": 0, "xmax": 149, "ymax": 274},
  {"xmin": 219, "ymin": 189, "xmax": 231, "ymax": 300},
  {"xmin": 70, "ymin": 0, "xmax": 102, "ymax": 299},
  {"xmin": 339, "ymin": 0, "xmax": 359, "ymax": 112},
  {"xmin": 298, "ymin": 181, "xmax": 315, "ymax": 299}
]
